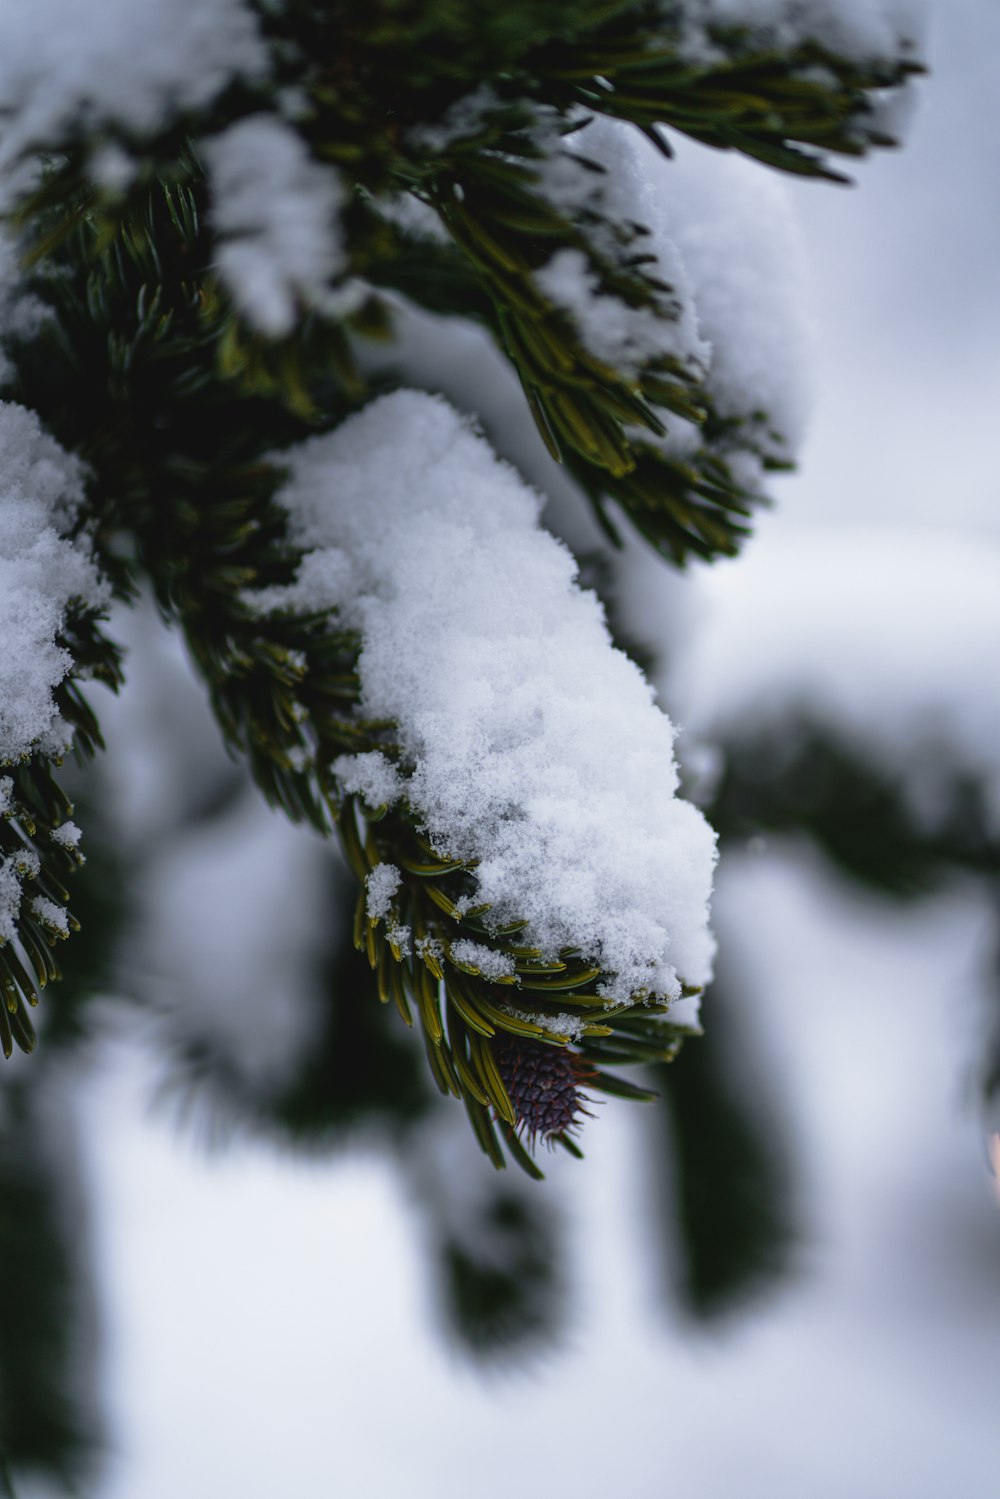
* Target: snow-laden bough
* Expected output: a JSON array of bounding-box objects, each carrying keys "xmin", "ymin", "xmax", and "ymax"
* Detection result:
[{"xmin": 250, "ymin": 391, "xmax": 718, "ymax": 1011}]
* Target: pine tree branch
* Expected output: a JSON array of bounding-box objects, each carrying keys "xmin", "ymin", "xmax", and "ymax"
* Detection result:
[
  {"xmin": 0, "ymin": 1, "xmax": 925, "ymax": 1162},
  {"xmin": 0, "ymin": 566, "xmax": 122, "ymax": 1055},
  {"xmin": 5, "ymin": 168, "xmax": 709, "ymax": 1165}
]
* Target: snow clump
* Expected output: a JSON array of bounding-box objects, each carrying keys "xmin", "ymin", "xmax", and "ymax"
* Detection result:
[
  {"xmin": 365, "ymin": 863, "xmax": 402, "ymax": 923},
  {"xmin": 532, "ymin": 116, "xmax": 708, "ymax": 388},
  {"xmin": 51, "ymin": 821, "xmax": 83, "ymax": 850},
  {"xmin": 674, "ymin": 0, "xmax": 925, "ymax": 67},
  {"xmin": 0, "ymin": 402, "xmax": 109, "ymax": 766},
  {"xmin": 203, "ymin": 115, "xmax": 348, "ymax": 336},
  {"xmin": 534, "ymin": 246, "xmax": 688, "ymax": 381},
  {"xmin": 531, "ymin": 117, "xmax": 811, "ymax": 482},
  {"xmin": 0, "ymin": 0, "xmax": 266, "ymax": 175},
  {"xmin": 450, "ymin": 939, "xmax": 517, "ymax": 982},
  {"xmin": 639, "ymin": 133, "xmax": 813, "ymax": 475},
  {"xmin": 249, "ymin": 390, "xmax": 717, "ymax": 1004},
  {"xmin": 0, "ymin": 847, "xmax": 39, "ymax": 947}
]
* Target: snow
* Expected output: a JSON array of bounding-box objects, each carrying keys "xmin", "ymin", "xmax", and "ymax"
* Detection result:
[
  {"xmin": 335, "ymin": 751, "xmax": 405, "ymax": 812},
  {"xmin": 0, "ymin": 224, "xmax": 51, "ymax": 386},
  {"xmin": 505, "ymin": 1004, "xmax": 586, "ymax": 1039},
  {"xmin": 407, "ymin": 84, "xmax": 502, "ymax": 153},
  {"xmin": 413, "ymin": 104, "xmax": 710, "ymax": 398},
  {"xmin": 138, "ymin": 791, "xmax": 330, "ymax": 1096},
  {"xmin": 31, "ymin": 893, "xmax": 69, "ymax": 935},
  {"xmin": 669, "ymin": 526, "xmax": 1000, "ymax": 829},
  {"xmin": 0, "ymin": 401, "xmax": 109, "ymax": 766},
  {"xmin": 249, "ymin": 391, "xmax": 717, "ymax": 1003},
  {"xmin": 374, "ymin": 192, "xmax": 449, "ymax": 244},
  {"xmin": 0, "ymin": 856, "xmax": 26, "ymax": 944},
  {"xmin": 673, "ymin": 0, "xmax": 925, "ymax": 64},
  {"xmin": 406, "ymin": 1104, "xmax": 567, "ymax": 1281},
  {"xmin": 449, "ymin": 938, "xmax": 517, "ymax": 982},
  {"xmin": 93, "ymin": 595, "xmax": 237, "ymax": 844},
  {"xmin": 365, "ymin": 863, "xmax": 402, "ymax": 923},
  {"xmin": 542, "ymin": 116, "xmax": 709, "ymax": 383},
  {"xmin": 415, "ymin": 934, "xmax": 444, "ymax": 968},
  {"xmin": 12, "ymin": 849, "xmax": 39, "ymax": 880},
  {"xmin": 203, "ymin": 115, "xmax": 348, "ymax": 337},
  {"xmin": 0, "ymin": 846, "xmax": 40, "ymax": 945},
  {"xmin": 0, "ymin": 0, "xmax": 266, "ymax": 174},
  {"xmin": 88, "ymin": 142, "xmax": 137, "ymax": 196},
  {"xmin": 648, "ymin": 136, "xmax": 813, "ymax": 461},
  {"xmin": 51, "ymin": 820, "xmax": 83, "ymax": 849},
  {"xmin": 534, "ymin": 246, "xmax": 684, "ymax": 380},
  {"xmin": 530, "ymin": 116, "xmax": 812, "ymax": 481}
]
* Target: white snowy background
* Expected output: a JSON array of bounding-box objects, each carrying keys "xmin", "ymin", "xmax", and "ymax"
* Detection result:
[{"xmin": 8, "ymin": 0, "xmax": 1000, "ymax": 1493}]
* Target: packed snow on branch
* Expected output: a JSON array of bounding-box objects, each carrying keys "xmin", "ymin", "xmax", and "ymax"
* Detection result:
[
  {"xmin": 534, "ymin": 245, "xmax": 693, "ymax": 382},
  {"xmin": 0, "ymin": 847, "xmax": 38, "ymax": 946},
  {"xmin": 203, "ymin": 115, "xmax": 348, "ymax": 337},
  {"xmin": 670, "ymin": 527, "xmax": 1000, "ymax": 831},
  {"xmin": 528, "ymin": 116, "xmax": 810, "ymax": 482},
  {"xmin": 672, "ymin": 0, "xmax": 925, "ymax": 65},
  {"xmin": 249, "ymin": 391, "xmax": 717, "ymax": 1004},
  {"xmin": 0, "ymin": 402, "xmax": 108, "ymax": 766},
  {"xmin": 639, "ymin": 134, "xmax": 813, "ymax": 475},
  {"xmin": 0, "ymin": 0, "xmax": 265, "ymax": 174},
  {"xmin": 532, "ymin": 116, "xmax": 708, "ymax": 388}
]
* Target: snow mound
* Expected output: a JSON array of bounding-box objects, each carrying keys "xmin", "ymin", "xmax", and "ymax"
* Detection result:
[{"xmin": 250, "ymin": 391, "xmax": 718, "ymax": 1003}]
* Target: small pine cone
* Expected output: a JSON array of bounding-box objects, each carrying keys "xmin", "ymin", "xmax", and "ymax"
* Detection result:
[{"xmin": 491, "ymin": 1033, "xmax": 591, "ymax": 1147}]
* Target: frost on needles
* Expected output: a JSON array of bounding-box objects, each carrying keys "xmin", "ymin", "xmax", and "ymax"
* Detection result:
[{"xmin": 250, "ymin": 392, "xmax": 718, "ymax": 1007}]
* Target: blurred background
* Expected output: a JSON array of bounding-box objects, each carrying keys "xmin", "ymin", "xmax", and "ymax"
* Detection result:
[{"xmin": 2, "ymin": 1, "xmax": 999, "ymax": 1495}]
